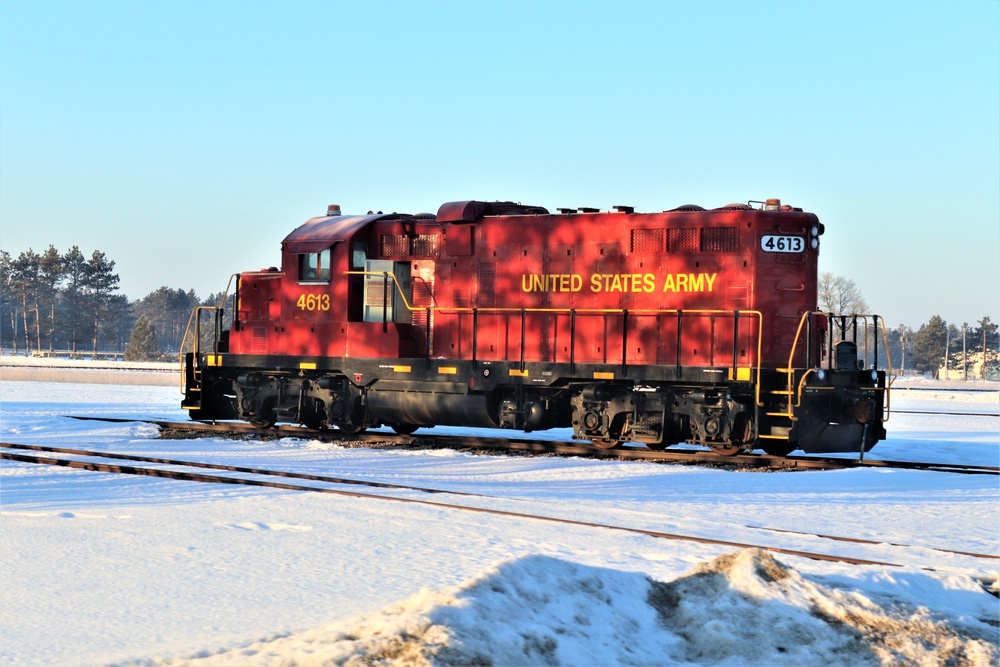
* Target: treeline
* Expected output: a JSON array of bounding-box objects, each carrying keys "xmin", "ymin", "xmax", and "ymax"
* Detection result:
[
  {"xmin": 898, "ymin": 316, "xmax": 998, "ymax": 379},
  {"xmin": 0, "ymin": 246, "xmax": 224, "ymax": 361},
  {"xmin": 873, "ymin": 316, "xmax": 997, "ymax": 379},
  {"xmin": 817, "ymin": 272, "xmax": 998, "ymax": 379},
  {"xmin": 1, "ymin": 247, "xmax": 997, "ymax": 377}
]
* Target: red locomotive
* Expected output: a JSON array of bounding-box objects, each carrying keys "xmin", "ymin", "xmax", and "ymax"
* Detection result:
[{"xmin": 182, "ymin": 198, "xmax": 889, "ymax": 456}]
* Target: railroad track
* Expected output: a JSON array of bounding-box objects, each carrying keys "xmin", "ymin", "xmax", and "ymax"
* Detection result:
[
  {"xmin": 3, "ymin": 441, "xmax": 997, "ymax": 572},
  {"xmin": 0, "ymin": 442, "xmax": 497, "ymax": 499},
  {"xmin": 892, "ymin": 385, "xmax": 999, "ymax": 393},
  {"xmin": 65, "ymin": 416, "xmax": 1000, "ymax": 475},
  {"xmin": 892, "ymin": 409, "xmax": 1000, "ymax": 418}
]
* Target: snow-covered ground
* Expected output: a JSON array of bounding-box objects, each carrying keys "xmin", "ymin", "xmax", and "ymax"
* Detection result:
[{"xmin": 0, "ymin": 379, "xmax": 997, "ymax": 666}]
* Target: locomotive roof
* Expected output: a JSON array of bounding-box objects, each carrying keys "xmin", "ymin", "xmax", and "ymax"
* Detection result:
[
  {"xmin": 282, "ymin": 213, "xmax": 386, "ymax": 253},
  {"xmin": 282, "ymin": 200, "xmax": 814, "ymax": 253},
  {"xmin": 281, "ymin": 200, "xmax": 549, "ymax": 253}
]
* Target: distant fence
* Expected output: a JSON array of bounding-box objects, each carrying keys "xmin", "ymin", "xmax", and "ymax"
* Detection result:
[
  {"xmin": 21, "ymin": 350, "xmax": 126, "ymax": 360},
  {"xmin": 0, "ymin": 354, "xmax": 177, "ymax": 386},
  {"xmin": 937, "ymin": 368, "xmax": 1000, "ymax": 382},
  {"xmin": 0, "ymin": 365, "xmax": 177, "ymax": 386}
]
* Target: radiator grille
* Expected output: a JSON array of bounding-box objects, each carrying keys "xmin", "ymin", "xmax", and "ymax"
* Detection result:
[
  {"xmin": 380, "ymin": 234, "xmax": 409, "ymax": 257},
  {"xmin": 700, "ymin": 227, "xmax": 737, "ymax": 253},
  {"xmin": 667, "ymin": 228, "xmax": 698, "ymax": 253},
  {"xmin": 478, "ymin": 263, "xmax": 497, "ymax": 307},
  {"xmin": 411, "ymin": 234, "xmax": 440, "ymax": 257},
  {"xmin": 380, "ymin": 234, "xmax": 440, "ymax": 257},
  {"xmin": 251, "ymin": 327, "xmax": 267, "ymax": 353},
  {"xmin": 725, "ymin": 280, "xmax": 751, "ymax": 309},
  {"xmin": 630, "ymin": 228, "xmax": 664, "ymax": 255}
]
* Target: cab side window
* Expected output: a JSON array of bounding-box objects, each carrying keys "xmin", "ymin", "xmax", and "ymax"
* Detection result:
[
  {"xmin": 299, "ymin": 248, "xmax": 331, "ymax": 283},
  {"xmin": 351, "ymin": 241, "xmax": 368, "ymax": 269}
]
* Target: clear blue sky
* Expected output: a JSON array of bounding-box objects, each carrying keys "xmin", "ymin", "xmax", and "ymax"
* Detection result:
[{"xmin": 2, "ymin": 0, "xmax": 997, "ymax": 329}]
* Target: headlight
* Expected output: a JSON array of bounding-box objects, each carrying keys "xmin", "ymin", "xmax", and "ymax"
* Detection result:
[
  {"xmin": 810, "ymin": 238, "xmax": 819, "ymax": 249},
  {"xmin": 816, "ymin": 369, "xmax": 826, "ymax": 381},
  {"xmin": 810, "ymin": 225, "xmax": 819, "ymax": 236},
  {"xmin": 871, "ymin": 370, "xmax": 878, "ymax": 381}
]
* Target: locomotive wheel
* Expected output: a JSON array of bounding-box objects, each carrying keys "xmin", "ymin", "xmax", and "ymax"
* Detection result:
[
  {"xmin": 390, "ymin": 424, "xmax": 421, "ymax": 435},
  {"xmin": 590, "ymin": 439, "xmax": 621, "ymax": 450},
  {"xmin": 338, "ymin": 423, "xmax": 367, "ymax": 435},
  {"xmin": 708, "ymin": 442, "xmax": 746, "ymax": 456},
  {"xmin": 249, "ymin": 397, "xmax": 277, "ymax": 429},
  {"xmin": 300, "ymin": 398, "xmax": 328, "ymax": 430}
]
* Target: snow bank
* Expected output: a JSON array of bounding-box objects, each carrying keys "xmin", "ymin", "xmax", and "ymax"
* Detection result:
[
  {"xmin": 151, "ymin": 550, "xmax": 997, "ymax": 667},
  {"xmin": 656, "ymin": 550, "xmax": 997, "ymax": 667},
  {"xmin": 0, "ymin": 356, "xmax": 177, "ymax": 385}
]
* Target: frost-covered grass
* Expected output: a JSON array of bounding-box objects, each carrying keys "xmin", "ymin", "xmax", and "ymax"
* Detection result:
[{"xmin": 0, "ymin": 379, "xmax": 997, "ymax": 666}]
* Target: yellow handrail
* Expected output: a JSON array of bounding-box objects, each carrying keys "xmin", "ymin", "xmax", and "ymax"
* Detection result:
[
  {"xmin": 178, "ymin": 274, "xmax": 238, "ymax": 394},
  {"xmin": 779, "ymin": 311, "xmax": 894, "ymax": 421},
  {"xmin": 876, "ymin": 316, "xmax": 895, "ymax": 422},
  {"xmin": 346, "ymin": 269, "xmax": 765, "ymax": 396},
  {"xmin": 178, "ymin": 306, "xmax": 219, "ymax": 394}
]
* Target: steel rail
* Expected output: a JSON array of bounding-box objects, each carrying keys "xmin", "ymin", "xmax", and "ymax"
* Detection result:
[
  {"xmin": 0, "ymin": 442, "xmax": 495, "ymax": 499},
  {"xmin": 6, "ymin": 443, "xmax": 996, "ymax": 565},
  {"xmin": 73, "ymin": 417, "xmax": 847, "ymax": 470},
  {"xmin": 845, "ymin": 457, "xmax": 1000, "ymax": 474},
  {"xmin": 892, "ymin": 409, "xmax": 1000, "ymax": 418},
  {"xmin": 745, "ymin": 525, "xmax": 999, "ymax": 560},
  {"xmin": 4, "ymin": 442, "xmax": 994, "ymax": 564},
  {"xmin": 64, "ymin": 416, "xmax": 1000, "ymax": 475},
  {"xmin": 0, "ymin": 448, "xmax": 924, "ymax": 570},
  {"xmin": 893, "ymin": 386, "xmax": 999, "ymax": 393}
]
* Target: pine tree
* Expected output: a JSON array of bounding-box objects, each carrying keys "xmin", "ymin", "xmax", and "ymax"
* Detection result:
[
  {"xmin": 61, "ymin": 246, "xmax": 90, "ymax": 355},
  {"xmin": 911, "ymin": 315, "xmax": 948, "ymax": 376},
  {"xmin": 38, "ymin": 245, "xmax": 63, "ymax": 352},
  {"xmin": 124, "ymin": 315, "xmax": 160, "ymax": 362},
  {"xmin": 973, "ymin": 316, "xmax": 999, "ymax": 379},
  {"xmin": 85, "ymin": 250, "xmax": 120, "ymax": 357},
  {"xmin": 0, "ymin": 251, "xmax": 15, "ymax": 354},
  {"xmin": 136, "ymin": 287, "xmax": 201, "ymax": 352}
]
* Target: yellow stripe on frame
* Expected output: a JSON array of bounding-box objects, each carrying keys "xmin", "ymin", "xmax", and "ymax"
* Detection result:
[
  {"xmin": 393, "ymin": 365, "xmax": 412, "ymax": 373},
  {"xmin": 728, "ymin": 367, "xmax": 751, "ymax": 381},
  {"xmin": 593, "ymin": 371, "xmax": 615, "ymax": 380},
  {"xmin": 438, "ymin": 367, "xmax": 458, "ymax": 375},
  {"xmin": 299, "ymin": 362, "xmax": 317, "ymax": 370},
  {"xmin": 509, "ymin": 369, "xmax": 529, "ymax": 377}
]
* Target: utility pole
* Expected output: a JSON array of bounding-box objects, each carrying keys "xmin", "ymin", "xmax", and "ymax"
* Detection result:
[
  {"xmin": 962, "ymin": 322, "xmax": 968, "ymax": 382},
  {"xmin": 899, "ymin": 325, "xmax": 907, "ymax": 376},
  {"xmin": 984, "ymin": 327, "xmax": 989, "ymax": 381},
  {"xmin": 943, "ymin": 326, "xmax": 950, "ymax": 380}
]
